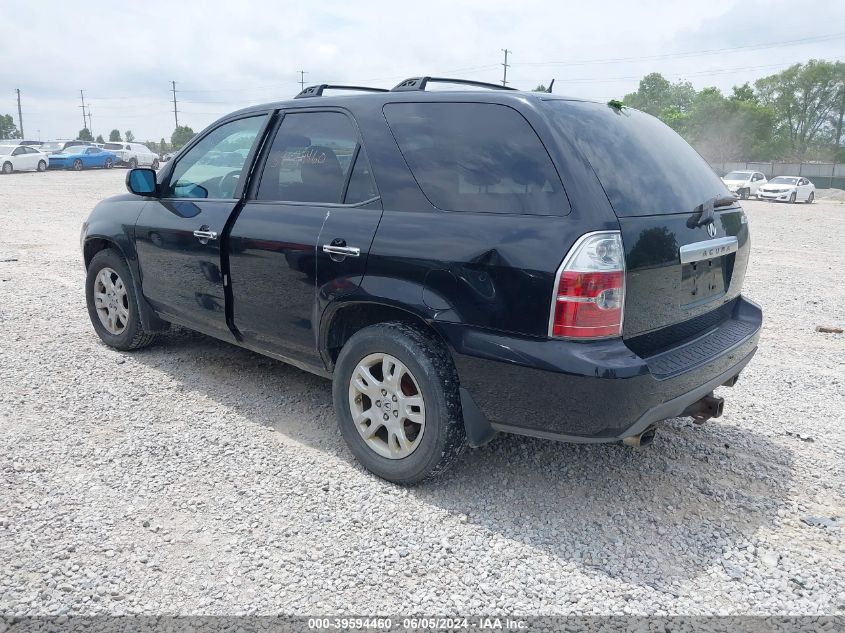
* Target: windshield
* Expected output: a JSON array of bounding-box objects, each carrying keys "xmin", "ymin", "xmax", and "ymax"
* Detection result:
[
  {"xmin": 103, "ymin": 143, "xmax": 125, "ymax": 150},
  {"xmin": 770, "ymin": 176, "xmax": 799, "ymax": 185},
  {"xmin": 40, "ymin": 142, "xmax": 62, "ymax": 150},
  {"xmin": 542, "ymin": 100, "xmax": 728, "ymax": 216},
  {"xmin": 724, "ymin": 171, "xmax": 751, "ymax": 181}
]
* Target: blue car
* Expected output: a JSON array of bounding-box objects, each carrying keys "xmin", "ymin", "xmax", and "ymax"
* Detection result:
[{"xmin": 49, "ymin": 146, "xmax": 119, "ymax": 171}]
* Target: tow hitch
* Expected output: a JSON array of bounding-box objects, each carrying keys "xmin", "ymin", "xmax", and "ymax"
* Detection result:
[{"xmin": 682, "ymin": 392, "xmax": 725, "ymax": 424}]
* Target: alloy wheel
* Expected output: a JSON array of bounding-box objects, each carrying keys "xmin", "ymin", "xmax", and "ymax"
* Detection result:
[
  {"xmin": 348, "ymin": 353, "xmax": 426, "ymax": 459},
  {"xmin": 73, "ymin": 159, "xmax": 82, "ymax": 171},
  {"xmin": 93, "ymin": 267, "xmax": 130, "ymax": 335}
]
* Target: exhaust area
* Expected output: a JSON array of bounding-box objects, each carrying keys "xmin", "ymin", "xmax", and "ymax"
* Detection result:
[{"xmin": 622, "ymin": 425, "xmax": 657, "ymax": 447}]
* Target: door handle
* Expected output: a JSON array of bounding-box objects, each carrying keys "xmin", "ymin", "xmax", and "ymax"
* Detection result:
[
  {"xmin": 193, "ymin": 229, "xmax": 218, "ymax": 244},
  {"xmin": 322, "ymin": 244, "xmax": 360, "ymax": 257}
]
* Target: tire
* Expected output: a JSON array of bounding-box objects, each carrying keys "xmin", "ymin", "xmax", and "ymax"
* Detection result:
[
  {"xmin": 104, "ymin": 158, "xmax": 113, "ymax": 169},
  {"xmin": 85, "ymin": 249, "xmax": 156, "ymax": 351},
  {"xmin": 152, "ymin": 159, "xmax": 160, "ymax": 170},
  {"xmin": 333, "ymin": 322, "xmax": 467, "ymax": 484},
  {"xmin": 37, "ymin": 160, "xmax": 47, "ymax": 172},
  {"xmin": 789, "ymin": 192, "xmax": 796, "ymax": 204},
  {"xmin": 740, "ymin": 188, "xmax": 749, "ymax": 200},
  {"xmin": 1, "ymin": 162, "xmax": 12, "ymax": 175},
  {"xmin": 127, "ymin": 158, "xmax": 137, "ymax": 169},
  {"xmin": 805, "ymin": 192, "xmax": 814, "ymax": 204},
  {"xmin": 72, "ymin": 159, "xmax": 83, "ymax": 171}
]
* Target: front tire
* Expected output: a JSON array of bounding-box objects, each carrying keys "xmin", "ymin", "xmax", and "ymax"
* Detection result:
[
  {"xmin": 740, "ymin": 188, "xmax": 749, "ymax": 200},
  {"xmin": 333, "ymin": 322, "xmax": 467, "ymax": 484},
  {"xmin": 104, "ymin": 158, "xmax": 113, "ymax": 169},
  {"xmin": 805, "ymin": 192, "xmax": 814, "ymax": 204},
  {"xmin": 37, "ymin": 160, "xmax": 47, "ymax": 172},
  {"xmin": 152, "ymin": 159, "xmax": 160, "ymax": 170},
  {"xmin": 85, "ymin": 249, "xmax": 155, "ymax": 351},
  {"xmin": 1, "ymin": 162, "xmax": 12, "ymax": 175},
  {"xmin": 72, "ymin": 159, "xmax": 83, "ymax": 171},
  {"xmin": 127, "ymin": 158, "xmax": 137, "ymax": 169},
  {"xmin": 789, "ymin": 192, "xmax": 796, "ymax": 204}
]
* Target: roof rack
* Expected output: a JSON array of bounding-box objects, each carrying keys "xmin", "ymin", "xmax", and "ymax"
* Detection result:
[
  {"xmin": 391, "ymin": 77, "xmax": 517, "ymax": 92},
  {"xmin": 295, "ymin": 84, "xmax": 389, "ymax": 99}
]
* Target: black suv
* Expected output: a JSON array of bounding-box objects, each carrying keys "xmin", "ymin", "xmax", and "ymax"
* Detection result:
[{"xmin": 81, "ymin": 77, "xmax": 762, "ymax": 483}]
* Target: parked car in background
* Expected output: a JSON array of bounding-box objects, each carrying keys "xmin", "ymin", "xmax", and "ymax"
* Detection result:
[
  {"xmin": 0, "ymin": 144, "xmax": 48, "ymax": 173},
  {"xmin": 757, "ymin": 176, "xmax": 815, "ymax": 203},
  {"xmin": 80, "ymin": 79, "xmax": 762, "ymax": 483},
  {"xmin": 0, "ymin": 139, "xmax": 44, "ymax": 147},
  {"xmin": 39, "ymin": 140, "xmax": 93, "ymax": 155},
  {"xmin": 721, "ymin": 170, "xmax": 767, "ymax": 199},
  {"xmin": 102, "ymin": 142, "xmax": 159, "ymax": 169},
  {"xmin": 48, "ymin": 145, "xmax": 118, "ymax": 171}
]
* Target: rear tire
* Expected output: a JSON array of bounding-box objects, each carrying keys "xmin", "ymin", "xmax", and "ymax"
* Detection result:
[
  {"xmin": 37, "ymin": 160, "xmax": 47, "ymax": 172},
  {"xmin": 85, "ymin": 249, "xmax": 156, "ymax": 351},
  {"xmin": 1, "ymin": 162, "xmax": 12, "ymax": 175},
  {"xmin": 805, "ymin": 192, "xmax": 814, "ymax": 204},
  {"xmin": 333, "ymin": 322, "xmax": 467, "ymax": 484}
]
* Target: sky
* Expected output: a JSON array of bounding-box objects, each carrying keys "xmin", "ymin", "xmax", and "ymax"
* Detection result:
[{"xmin": 2, "ymin": 0, "xmax": 844, "ymax": 142}]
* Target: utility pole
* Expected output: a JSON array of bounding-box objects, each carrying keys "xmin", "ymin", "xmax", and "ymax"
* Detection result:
[
  {"xmin": 87, "ymin": 109, "xmax": 93, "ymax": 138},
  {"xmin": 501, "ymin": 49, "xmax": 511, "ymax": 87},
  {"xmin": 79, "ymin": 90, "xmax": 88, "ymax": 132},
  {"xmin": 171, "ymin": 81, "xmax": 179, "ymax": 129},
  {"xmin": 15, "ymin": 88, "xmax": 24, "ymax": 138},
  {"xmin": 299, "ymin": 70, "xmax": 307, "ymax": 91}
]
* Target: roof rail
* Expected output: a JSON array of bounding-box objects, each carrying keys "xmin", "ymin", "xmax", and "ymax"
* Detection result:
[
  {"xmin": 391, "ymin": 77, "xmax": 517, "ymax": 92},
  {"xmin": 295, "ymin": 84, "xmax": 389, "ymax": 99}
]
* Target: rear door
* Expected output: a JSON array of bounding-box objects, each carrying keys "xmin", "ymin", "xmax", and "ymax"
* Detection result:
[
  {"xmin": 228, "ymin": 109, "xmax": 383, "ymax": 366},
  {"xmin": 543, "ymin": 101, "xmax": 750, "ymax": 339},
  {"xmin": 134, "ymin": 114, "xmax": 268, "ymax": 339}
]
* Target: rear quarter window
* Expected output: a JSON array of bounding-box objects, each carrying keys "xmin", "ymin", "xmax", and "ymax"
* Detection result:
[
  {"xmin": 383, "ymin": 102, "xmax": 568, "ymax": 215},
  {"xmin": 543, "ymin": 100, "xmax": 729, "ymax": 216}
]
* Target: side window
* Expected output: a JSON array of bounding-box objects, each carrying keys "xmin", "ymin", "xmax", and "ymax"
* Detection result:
[
  {"xmin": 344, "ymin": 147, "xmax": 378, "ymax": 204},
  {"xmin": 383, "ymin": 102, "xmax": 567, "ymax": 214},
  {"xmin": 165, "ymin": 116, "xmax": 265, "ymax": 199},
  {"xmin": 256, "ymin": 111, "xmax": 358, "ymax": 203},
  {"xmin": 12, "ymin": 147, "xmax": 23, "ymax": 156}
]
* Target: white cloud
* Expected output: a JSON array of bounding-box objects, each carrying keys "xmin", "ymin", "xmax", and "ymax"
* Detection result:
[{"xmin": 1, "ymin": 0, "xmax": 843, "ymax": 141}]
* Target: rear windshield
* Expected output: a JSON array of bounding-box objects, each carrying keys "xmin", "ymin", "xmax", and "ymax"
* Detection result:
[
  {"xmin": 543, "ymin": 100, "xmax": 728, "ymax": 216},
  {"xmin": 383, "ymin": 102, "xmax": 568, "ymax": 215},
  {"xmin": 103, "ymin": 143, "xmax": 125, "ymax": 150}
]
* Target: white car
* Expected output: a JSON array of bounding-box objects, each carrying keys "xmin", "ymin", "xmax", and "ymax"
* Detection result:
[
  {"xmin": 101, "ymin": 142, "xmax": 159, "ymax": 169},
  {"xmin": 721, "ymin": 170, "xmax": 767, "ymax": 200},
  {"xmin": 757, "ymin": 176, "xmax": 815, "ymax": 204},
  {"xmin": 0, "ymin": 144, "xmax": 48, "ymax": 174}
]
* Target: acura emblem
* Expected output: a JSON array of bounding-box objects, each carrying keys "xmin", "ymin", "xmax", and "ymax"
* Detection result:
[{"xmin": 707, "ymin": 223, "xmax": 717, "ymax": 238}]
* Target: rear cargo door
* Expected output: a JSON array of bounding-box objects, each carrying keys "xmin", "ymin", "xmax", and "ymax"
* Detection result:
[{"xmin": 542, "ymin": 100, "xmax": 750, "ymax": 337}]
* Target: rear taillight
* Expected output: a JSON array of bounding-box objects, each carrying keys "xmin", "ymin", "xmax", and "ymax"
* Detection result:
[{"xmin": 549, "ymin": 231, "xmax": 625, "ymax": 339}]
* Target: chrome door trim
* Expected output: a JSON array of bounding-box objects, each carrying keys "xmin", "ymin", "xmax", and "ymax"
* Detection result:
[
  {"xmin": 679, "ymin": 236, "xmax": 738, "ymax": 264},
  {"xmin": 322, "ymin": 244, "xmax": 360, "ymax": 257}
]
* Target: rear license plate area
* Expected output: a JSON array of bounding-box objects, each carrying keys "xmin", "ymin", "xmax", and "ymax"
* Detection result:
[{"xmin": 681, "ymin": 257, "xmax": 726, "ymax": 308}]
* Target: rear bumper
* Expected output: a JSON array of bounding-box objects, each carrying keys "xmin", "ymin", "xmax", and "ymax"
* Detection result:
[{"xmin": 437, "ymin": 296, "xmax": 762, "ymax": 443}]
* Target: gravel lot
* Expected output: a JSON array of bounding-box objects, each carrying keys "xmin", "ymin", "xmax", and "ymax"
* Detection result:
[{"xmin": 1, "ymin": 169, "xmax": 843, "ymax": 617}]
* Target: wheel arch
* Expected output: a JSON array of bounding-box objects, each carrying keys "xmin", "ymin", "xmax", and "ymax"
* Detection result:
[
  {"xmin": 319, "ymin": 298, "xmax": 496, "ymax": 448},
  {"xmin": 83, "ymin": 235, "xmax": 168, "ymax": 332}
]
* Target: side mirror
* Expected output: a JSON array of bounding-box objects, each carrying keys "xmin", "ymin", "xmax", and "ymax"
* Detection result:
[{"xmin": 126, "ymin": 168, "xmax": 158, "ymax": 196}]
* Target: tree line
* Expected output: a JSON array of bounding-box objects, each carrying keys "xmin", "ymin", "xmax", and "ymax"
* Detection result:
[{"xmin": 618, "ymin": 59, "xmax": 845, "ymax": 163}]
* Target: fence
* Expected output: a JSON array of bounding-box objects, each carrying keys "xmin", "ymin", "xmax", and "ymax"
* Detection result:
[{"xmin": 709, "ymin": 161, "xmax": 845, "ymax": 190}]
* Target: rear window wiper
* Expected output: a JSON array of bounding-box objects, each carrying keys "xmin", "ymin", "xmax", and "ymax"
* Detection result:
[{"xmin": 687, "ymin": 195, "xmax": 737, "ymax": 228}]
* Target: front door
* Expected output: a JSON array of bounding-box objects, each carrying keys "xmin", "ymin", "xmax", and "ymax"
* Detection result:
[
  {"xmin": 228, "ymin": 109, "xmax": 383, "ymax": 368},
  {"xmin": 134, "ymin": 114, "xmax": 268, "ymax": 339}
]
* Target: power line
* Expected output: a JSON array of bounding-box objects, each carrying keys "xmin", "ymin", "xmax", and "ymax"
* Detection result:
[
  {"xmin": 501, "ymin": 49, "xmax": 511, "ymax": 87},
  {"xmin": 516, "ymin": 32, "xmax": 845, "ymax": 67}
]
